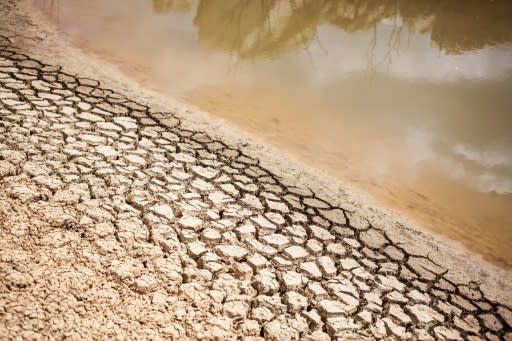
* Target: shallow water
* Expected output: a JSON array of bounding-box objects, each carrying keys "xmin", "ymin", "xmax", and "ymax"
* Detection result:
[{"xmin": 31, "ymin": 0, "xmax": 512, "ymax": 268}]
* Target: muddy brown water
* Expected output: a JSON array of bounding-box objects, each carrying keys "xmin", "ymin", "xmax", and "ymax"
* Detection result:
[{"xmin": 30, "ymin": 0, "xmax": 512, "ymax": 268}]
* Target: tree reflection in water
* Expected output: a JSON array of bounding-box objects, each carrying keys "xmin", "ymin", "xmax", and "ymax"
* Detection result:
[{"xmin": 152, "ymin": 0, "xmax": 512, "ymax": 59}]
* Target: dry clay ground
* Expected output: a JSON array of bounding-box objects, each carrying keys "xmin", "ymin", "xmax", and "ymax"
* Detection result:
[{"xmin": 0, "ymin": 15, "xmax": 511, "ymax": 341}]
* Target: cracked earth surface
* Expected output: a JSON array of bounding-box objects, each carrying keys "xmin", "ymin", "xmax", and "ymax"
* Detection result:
[{"xmin": 0, "ymin": 13, "xmax": 512, "ymax": 341}]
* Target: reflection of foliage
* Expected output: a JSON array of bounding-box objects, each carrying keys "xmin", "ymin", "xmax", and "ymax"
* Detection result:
[
  {"xmin": 430, "ymin": 1, "xmax": 512, "ymax": 54},
  {"xmin": 324, "ymin": 0, "xmax": 512, "ymax": 54},
  {"xmin": 155, "ymin": 0, "xmax": 512, "ymax": 58},
  {"xmin": 324, "ymin": 0, "xmax": 399, "ymax": 33},
  {"xmin": 152, "ymin": 0, "xmax": 198, "ymax": 12},
  {"xmin": 193, "ymin": 0, "xmax": 323, "ymax": 60}
]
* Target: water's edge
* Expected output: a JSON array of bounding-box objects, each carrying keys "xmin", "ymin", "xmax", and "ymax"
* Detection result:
[
  {"xmin": 5, "ymin": 0, "xmax": 510, "ymax": 301},
  {"xmin": 25, "ymin": 0, "xmax": 512, "ymax": 269}
]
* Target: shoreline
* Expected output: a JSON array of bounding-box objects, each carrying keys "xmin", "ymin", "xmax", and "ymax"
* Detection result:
[
  {"xmin": 16, "ymin": 0, "xmax": 511, "ymax": 278},
  {"xmin": 0, "ymin": 0, "xmax": 510, "ymax": 339},
  {"xmin": 24, "ymin": 0, "xmax": 512, "ymax": 270},
  {"xmin": 11, "ymin": 0, "xmax": 512, "ymax": 296}
]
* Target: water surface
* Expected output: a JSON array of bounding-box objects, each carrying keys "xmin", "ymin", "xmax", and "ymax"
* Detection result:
[{"xmin": 32, "ymin": 0, "xmax": 512, "ymax": 268}]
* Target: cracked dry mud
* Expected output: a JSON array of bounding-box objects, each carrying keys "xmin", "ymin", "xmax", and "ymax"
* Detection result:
[{"xmin": 0, "ymin": 32, "xmax": 511, "ymax": 341}]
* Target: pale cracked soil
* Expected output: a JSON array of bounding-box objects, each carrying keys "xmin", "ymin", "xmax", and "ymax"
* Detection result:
[{"xmin": 0, "ymin": 7, "xmax": 512, "ymax": 341}]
